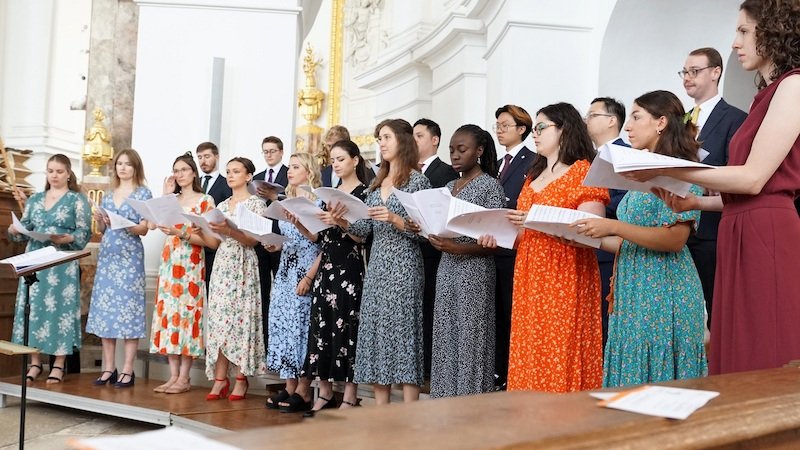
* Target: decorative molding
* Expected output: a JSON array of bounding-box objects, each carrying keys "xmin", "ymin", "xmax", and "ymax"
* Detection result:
[
  {"xmin": 327, "ymin": 0, "xmax": 345, "ymax": 128},
  {"xmin": 343, "ymin": 0, "xmax": 386, "ymax": 72},
  {"xmin": 133, "ymin": 0, "xmax": 301, "ymax": 14},
  {"xmin": 429, "ymin": 72, "xmax": 485, "ymax": 96},
  {"xmin": 379, "ymin": 98, "xmax": 432, "ymax": 119},
  {"xmin": 484, "ymin": 20, "xmax": 592, "ymax": 60}
]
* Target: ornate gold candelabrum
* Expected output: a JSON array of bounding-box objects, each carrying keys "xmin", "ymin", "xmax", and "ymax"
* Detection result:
[
  {"xmin": 296, "ymin": 43, "xmax": 326, "ymax": 166},
  {"xmin": 82, "ymin": 108, "xmax": 114, "ymax": 177}
]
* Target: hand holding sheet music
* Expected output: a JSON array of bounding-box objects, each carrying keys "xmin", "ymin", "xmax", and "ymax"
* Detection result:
[
  {"xmin": 235, "ymin": 203, "xmax": 289, "ymax": 246},
  {"xmin": 299, "ymin": 185, "xmax": 370, "ymax": 222},
  {"xmin": 91, "ymin": 200, "xmax": 137, "ymax": 230},
  {"xmin": 11, "ymin": 212, "xmax": 54, "ymax": 242},
  {"xmin": 127, "ymin": 195, "xmax": 185, "ymax": 227},
  {"xmin": 263, "ymin": 197, "xmax": 330, "ymax": 235},
  {"xmin": 523, "ymin": 205, "xmax": 603, "ymax": 248}
]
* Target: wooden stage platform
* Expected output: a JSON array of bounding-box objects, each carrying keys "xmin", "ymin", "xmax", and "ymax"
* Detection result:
[{"xmin": 0, "ymin": 373, "xmax": 304, "ymax": 433}]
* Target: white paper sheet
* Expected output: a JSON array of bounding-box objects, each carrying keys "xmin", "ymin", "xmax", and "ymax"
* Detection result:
[
  {"xmin": 263, "ymin": 196, "xmax": 330, "ymax": 235},
  {"xmin": 597, "ymin": 386, "xmax": 720, "ymax": 420},
  {"xmin": 233, "ymin": 203, "xmax": 288, "ymax": 246},
  {"xmin": 181, "ymin": 213, "xmax": 223, "ymax": 241},
  {"xmin": 0, "ymin": 246, "xmax": 79, "ymax": 271},
  {"xmin": 446, "ymin": 208, "xmax": 519, "ymax": 249},
  {"xmin": 583, "ymin": 144, "xmax": 696, "ymax": 197},
  {"xmin": 69, "ymin": 426, "xmax": 242, "ymax": 450},
  {"xmin": 523, "ymin": 205, "xmax": 603, "ymax": 248},
  {"xmin": 608, "ymin": 143, "xmax": 716, "ymax": 172},
  {"xmin": 126, "ymin": 195, "xmax": 185, "ymax": 226},
  {"xmin": 301, "ymin": 186, "xmax": 370, "ymax": 222},
  {"xmin": 92, "ymin": 201, "xmax": 137, "ymax": 230},
  {"xmin": 11, "ymin": 212, "xmax": 53, "ymax": 242}
]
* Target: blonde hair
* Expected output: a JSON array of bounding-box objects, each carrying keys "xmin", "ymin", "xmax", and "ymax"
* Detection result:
[{"xmin": 285, "ymin": 152, "xmax": 321, "ymax": 198}]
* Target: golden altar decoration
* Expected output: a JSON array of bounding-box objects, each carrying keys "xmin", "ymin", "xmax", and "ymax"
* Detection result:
[
  {"xmin": 296, "ymin": 43, "xmax": 326, "ymax": 165},
  {"xmin": 82, "ymin": 108, "xmax": 114, "ymax": 177}
]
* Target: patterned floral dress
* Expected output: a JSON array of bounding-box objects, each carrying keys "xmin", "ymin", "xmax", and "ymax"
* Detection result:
[
  {"xmin": 205, "ymin": 195, "xmax": 268, "ymax": 378},
  {"xmin": 149, "ymin": 194, "xmax": 213, "ymax": 357},
  {"xmin": 430, "ymin": 174, "xmax": 505, "ymax": 398},
  {"xmin": 508, "ymin": 160, "xmax": 609, "ymax": 393},
  {"xmin": 86, "ymin": 186, "xmax": 152, "ymax": 339},
  {"xmin": 10, "ymin": 190, "xmax": 91, "ymax": 355},
  {"xmin": 349, "ymin": 171, "xmax": 431, "ymax": 386},
  {"xmin": 267, "ymin": 215, "xmax": 321, "ymax": 379},
  {"xmin": 302, "ymin": 185, "xmax": 367, "ymax": 383},
  {"xmin": 603, "ymin": 188, "xmax": 706, "ymax": 387}
]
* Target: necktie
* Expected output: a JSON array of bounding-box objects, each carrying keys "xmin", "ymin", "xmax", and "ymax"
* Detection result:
[
  {"xmin": 202, "ymin": 175, "xmax": 211, "ymax": 193},
  {"xmin": 691, "ymin": 105, "xmax": 701, "ymax": 125},
  {"xmin": 499, "ymin": 154, "xmax": 513, "ymax": 181},
  {"xmin": 268, "ymin": 168, "xmax": 274, "ymax": 183}
]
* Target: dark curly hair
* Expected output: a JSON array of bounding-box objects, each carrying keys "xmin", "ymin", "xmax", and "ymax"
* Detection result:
[
  {"xmin": 526, "ymin": 103, "xmax": 596, "ymax": 180},
  {"xmin": 633, "ymin": 91, "xmax": 700, "ymax": 162},
  {"xmin": 740, "ymin": 0, "xmax": 800, "ymax": 89},
  {"xmin": 453, "ymin": 124, "xmax": 499, "ymax": 178}
]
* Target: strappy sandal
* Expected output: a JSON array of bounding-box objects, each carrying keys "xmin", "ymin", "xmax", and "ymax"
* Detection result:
[
  {"xmin": 266, "ymin": 389, "xmax": 290, "ymax": 409},
  {"xmin": 46, "ymin": 366, "xmax": 65, "ymax": 384},
  {"xmin": 279, "ymin": 393, "xmax": 312, "ymax": 413},
  {"xmin": 341, "ymin": 398, "xmax": 362, "ymax": 408},
  {"xmin": 303, "ymin": 395, "xmax": 339, "ymax": 417},
  {"xmin": 26, "ymin": 364, "xmax": 43, "ymax": 384}
]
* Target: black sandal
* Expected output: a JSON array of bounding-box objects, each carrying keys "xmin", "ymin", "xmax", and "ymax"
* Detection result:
[
  {"xmin": 341, "ymin": 398, "xmax": 362, "ymax": 407},
  {"xmin": 303, "ymin": 395, "xmax": 339, "ymax": 417},
  {"xmin": 26, "ymin": 364, "xmax": 43, "ymax": 383},
  {"xmin": 46, "ymin": 366, "xmax": 65, "ymax": 384},
  {"xmin": 266, "ymin": 389, "xmax": 290, "ymax": 409},
  {"xmin": 279, "ymin": 393, "xmax": 312, "ymax": 413}
]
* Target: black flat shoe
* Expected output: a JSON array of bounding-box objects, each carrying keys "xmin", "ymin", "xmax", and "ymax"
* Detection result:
[
  {"xmin": 266, "ymin": 389, "xmax": 289, "ymax": 409},
  {"xmin": 93, "ymin": 370, "xmax": 118, "ymax": 386},
  {"xmin": 279, "ymin": 393, "xmax": 312, "ymax": 413},
  {"xmin": 114, "ymin": 372, "xmax": 135, "ymax": 388},
  {"xmin": 303, "ymin": 395, "xmax": 339, "ymax": 417}
]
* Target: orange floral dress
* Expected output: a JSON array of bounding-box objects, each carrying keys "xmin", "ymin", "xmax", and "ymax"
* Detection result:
[
  {"xmin": 507, "ymin": 160, "xmax": 609, "ymax": 392},
  {"xmin": 149, "ymin": 194, "xmax": 214, "ymax": 357}
]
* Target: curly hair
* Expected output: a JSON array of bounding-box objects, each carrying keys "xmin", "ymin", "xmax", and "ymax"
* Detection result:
[
  {"xmin": 740, "ymin": 0, "xmax": 800, "ymax": 88},
  {"xmin": 285, "ymin": 152, "xmax": 321, "ymax": 198}
]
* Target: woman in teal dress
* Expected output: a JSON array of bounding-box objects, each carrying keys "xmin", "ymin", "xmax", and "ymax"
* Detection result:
[
  {"xmin": 574, "ymin": 91, "xmax": 706, "ymax": 387},
  {"xmin": 8, "ymin": 154, "xmax": 92, "ymax": 384}
]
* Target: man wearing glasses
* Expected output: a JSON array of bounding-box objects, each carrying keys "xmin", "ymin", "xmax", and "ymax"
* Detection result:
[
  {"xmin": 680, "ymin": 47, "xmax": 747, "ymax": 329},
  {"xmin": 584, "ymin": 97, "xmax": 629, "ymax": 346},
  {"xmin": 254, "ymin": 136, "xmax": 288, "ymax": 356},
  {"xmin": 492, "ymin": 104, "xmax": 534, "ymax": 390}
]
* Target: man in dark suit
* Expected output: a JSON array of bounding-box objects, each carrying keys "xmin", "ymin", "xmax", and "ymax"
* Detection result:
[
  {"xmin": 320, "ymin": 125, "xmax": 351, "ymax": 187},
  {"xmin": 681, "ymin": 47, "xmax": 747, "ymax": 327},
  {"xmin": 253, "ymin": 136, "xmax": 289, "ymax": 354},
  {"xmin": 585, "ymin": 96, "xmax": 629, "ymax": 346},
  {"xmin": 413, "ymin": 118, "xmax": 459, "ymax": 377},
  {"xmin": 493, "ymin": 104, "xmax": 534, "ymax": 389},
  {"xmin": 196, "ymin": 141, "xmax": 232, "ymax": 289}
]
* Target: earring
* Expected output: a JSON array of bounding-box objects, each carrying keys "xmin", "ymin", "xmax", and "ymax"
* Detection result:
[
  {"xmin": 657, "ymin": 129, "xmax": 662, "ymax": 135},
  {"xmin": 477, "ymin": 156, "xmax": 481, "ymax": 164}
]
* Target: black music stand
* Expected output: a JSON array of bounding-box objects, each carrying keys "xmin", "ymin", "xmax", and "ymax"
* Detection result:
[{"xmin": 0, "ymin": 248, "xmax": 90, "ymax": 450}]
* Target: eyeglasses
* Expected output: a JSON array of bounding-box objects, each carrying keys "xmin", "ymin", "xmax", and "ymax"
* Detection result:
[
  {"xmin": 533, "ymin": 122, "xmax": 556, "ymax": 136},
  {"xmin": 493, "ymin": 122, "xmax": 519, "ymax": 132},
  {"xmin": 172, "ymin": 167, "xmax": 193, "ymax": 175},
  {"xmin": 584, "ymin": 113, "xmax": 613, "ymax": 120},
  {"xmin": 677, "ymin": 66, "xmax": 714, "ymax": 79},
  {"xmin": 262, "ymin": 149, "xmax": 282, "ymax": 155}
]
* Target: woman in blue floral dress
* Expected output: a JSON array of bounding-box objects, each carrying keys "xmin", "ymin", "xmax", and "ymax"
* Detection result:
[
  {"xmin": 265, "ymin": 152, "xmax": 322, "ymax": 412},
  {"xmin": 86, "ymin": 150, "xmax": 152, "ymax": 387},
  {"xmin": 574, "ymin": 91, "xmax": 706, "ymax": 387},
  {"xmin": 8, "ymin": 154, "xmax": 91, "ymax": 384}
]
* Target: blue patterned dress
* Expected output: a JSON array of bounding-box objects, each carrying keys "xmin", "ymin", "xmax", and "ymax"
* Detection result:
[
  {"xmin": 86, "ymin": 186, "xmax": 152, "ymax": 339},
  {"xmin": 603, "ymin": 188, "xmax": 707, "ymax": 387},
  {"xmin": 349, "ymin": 171, "xmax": 431, "ymax": 386},
  {"xmin": 10, "ymin": 190, "xmax": 91, "ymax": 355},
  {"xmin": 267, "ymin": 217, "xmax": 321, "ymax": 379}
]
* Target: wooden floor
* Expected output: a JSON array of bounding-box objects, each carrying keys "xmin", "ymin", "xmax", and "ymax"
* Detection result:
[{"xmin": 0, "ymin": 373, "xmax": 304, "ymax": 432}]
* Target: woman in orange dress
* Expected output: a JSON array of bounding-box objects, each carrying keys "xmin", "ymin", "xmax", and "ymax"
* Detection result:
[{"xmin": 482, "ymin": 102, "xmax": 609, "ymax": 392}]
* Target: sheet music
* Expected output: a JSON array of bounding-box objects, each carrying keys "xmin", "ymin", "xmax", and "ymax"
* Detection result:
[
  {"xmin": 392, "ymin": 188, "xmax": 434, "ymax": 237},
  {"xmin": 11, "ymin": 212, "xmax": 53, "ymax": 242},
  {"xmin": 523, "ymin": 205, "xmax": 603, "ymax": 248},
  {"xmin": 92, "ymin": 201, "xmax": 137, "ymax": 230},
  {"xmin": 583, "ymin": 145, "xmax": 695, "ymax": 197},
  {"xmin": 263, "ymin": 197, "xmax": 330, "ymax": 235},
  {"xmin": 0, "ymin": 246, "xmax": 79, "ymax": 271},
  {"xmin": 127, "ymin": 195, "xmax": 185, "ymax": 226},
  {"xmin": 252, "ymin": 179, "xmax": 285, "ymax": 193},
  {"xmin": 607, "ymin": 143, "xmax": 715, "ymax": 171},
  {"xmin": 446, "ymin": 208, "xmax": 518, "ymax": 249},
  {"xmin": 180, "ymin": 213, "xmax": 221, "ymax": 241},
  {"xmin": 597, "ymin": 386, "xmax": 720, "ymax": 420},
  {"xmin": 304, "ymin": 186, "xmax": 370, "ymax": 222}
]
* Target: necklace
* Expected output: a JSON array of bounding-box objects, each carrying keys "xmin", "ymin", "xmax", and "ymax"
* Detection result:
[{"xmin": 452, "ymin": 172, "xmax": 482, "ymax": 196}]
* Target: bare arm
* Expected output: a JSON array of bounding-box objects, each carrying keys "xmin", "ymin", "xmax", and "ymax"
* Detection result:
[{"xmin": 574, "ymin": 217, "xmax": 692, "ymax": 253}]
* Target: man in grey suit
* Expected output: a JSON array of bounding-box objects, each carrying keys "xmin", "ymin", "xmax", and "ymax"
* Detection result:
[{"xmin": 681, "ymin": 47, "xmax": 747, "ymax": 326}]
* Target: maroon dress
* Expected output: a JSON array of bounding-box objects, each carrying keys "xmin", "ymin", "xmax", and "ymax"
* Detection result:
[{"xmin": 710, "ymin": 68, "xmax": 800, "ymax": 375}]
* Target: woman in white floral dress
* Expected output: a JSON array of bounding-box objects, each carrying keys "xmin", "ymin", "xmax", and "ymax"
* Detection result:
[{"xmin": 205, "ymin": 157, "xmax": 267, "ymax": 401}]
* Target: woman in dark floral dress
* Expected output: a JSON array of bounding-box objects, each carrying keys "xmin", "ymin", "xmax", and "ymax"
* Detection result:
[{"xmin": 303, "ymin": 140, "xmax": 372, "ymax": 414}]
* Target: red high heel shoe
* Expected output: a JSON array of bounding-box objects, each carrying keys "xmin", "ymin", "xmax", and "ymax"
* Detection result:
[
  {"xmin": 206, "ymin": 378, "xmax": 230, "ymax": 401},
  {"xmin": 229, "ymin": 376, "xmax": 249, "ymax": 401}
]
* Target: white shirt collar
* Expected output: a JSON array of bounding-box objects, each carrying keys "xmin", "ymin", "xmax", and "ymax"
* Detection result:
[
  {"xmin": 601, "ymin": 136, "xmax": 624, "ymax": 148},
  {"xmin": 266, "ymin": 163, "xmax": 283, "ymax": 172},
  {"xmin": 420, "ymin": 154, "xmax": 439, "ymax": 173},
  {"xmin": 694, "ymin": 94, "xmax": 722, "ymax": 131},
  {"xmin": 499, "ymin": 142, "xmax": 525, "ymax": 161}
]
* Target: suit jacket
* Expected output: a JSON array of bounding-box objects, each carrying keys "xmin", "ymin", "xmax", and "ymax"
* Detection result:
[
  {"xmin": 420, "ymin": 157, "xmax": 460, "ymax": 260},
  {"xmin": 254, "ymin": 164, "xmax": 289, "ymax": 186},
  {"xmin": 321, "ymin": 165, "xmax": 335, "ymax": 187},
  {"xmin": 499, "ymin": 146, "xmax": 534, "ymax": 210},
  {"xmin": 206, "ymin": 175, "xmax": 232, "ymax": 208},
  {"xmin": 424, "ymin": 157, "xmax": 459, "ymax": 189},
  {"xmin": 694, "ymin": 98, "xmax": 747, "ymax": 240}
]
